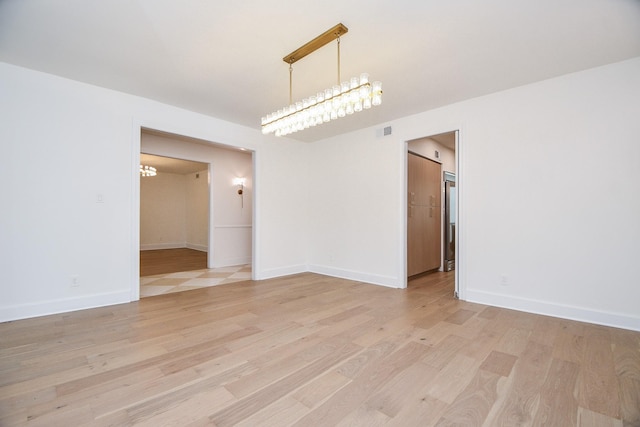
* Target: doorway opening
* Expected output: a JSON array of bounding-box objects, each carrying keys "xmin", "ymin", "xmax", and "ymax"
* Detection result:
[
  {"xmin": 136, "ymin": 129, "xmax": 254, "ymax": 299},
  {"xmin": 139, "ymin": 153, "xmax": 214, "ymax": 297},
  {"xmin": 406, "ymin": 131, "xmax": 458, "ymax": 296}
]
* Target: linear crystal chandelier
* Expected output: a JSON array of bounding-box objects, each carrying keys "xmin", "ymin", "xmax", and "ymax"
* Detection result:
[{"xmin": 261, "ymin": 23, "xmax": 382, "ymax": 137}]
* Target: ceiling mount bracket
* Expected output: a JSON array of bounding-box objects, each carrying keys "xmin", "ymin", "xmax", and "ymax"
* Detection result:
[{"xmin": 282, "ymin": 23, "xmax": 348, "ymax": 65}]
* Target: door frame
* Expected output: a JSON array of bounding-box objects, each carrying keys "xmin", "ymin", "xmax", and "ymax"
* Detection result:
[
  {"xmin": 130, "ymin": 121, "xmax": 256, "ymax": 301},
  {"xmin": 402, "ymin": 128, "xmax": 463, "ymax": 299}
]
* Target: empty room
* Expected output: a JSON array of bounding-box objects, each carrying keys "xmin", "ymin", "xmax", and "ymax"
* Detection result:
[{"xmin": 1, "ymin": 1, "xmax": 639, "ymax": 425}]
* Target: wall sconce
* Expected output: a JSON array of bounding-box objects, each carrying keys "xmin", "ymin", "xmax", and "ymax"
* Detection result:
[
  {"xmin": 233, "ymin": 177, "xmax": 246, "ymax": 195},
  {"xmin": 233, "ymin": 177, "xmax": 246, "ymax": 208}
]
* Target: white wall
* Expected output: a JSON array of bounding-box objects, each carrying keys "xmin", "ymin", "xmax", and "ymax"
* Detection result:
[
  {"xmin": 185, "ymin": 170, "xmax": 209, "ymax": 251},
  {"xmin": 307, "ymin": 57, "xmax": 640, "ymax": 331},
  {"xmin": 0, "ymin": 61, "xmax": 307, "ymax": 321},
  {"xmin": 140, "ymin": 172, "xmax": 188, "ymax": 249},
  {"xmin": 253, "ymin": 139, "xmax": 310, "ymax": 278},
  {"xmin": 139, "ymin": 168, "xmax": 209, "ymax": 251},
  {"xmin": 307, "ymin": 134, "xmax": 404, "ymax": 287},
  {"xmin": 141, "ymin": 133, "xmax": 254, "ymax": 266}
]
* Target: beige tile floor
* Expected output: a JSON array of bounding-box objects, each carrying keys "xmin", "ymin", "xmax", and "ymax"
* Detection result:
[{"xmin": 140, "ymin": 264, "xmax": 252, "ymax": 298}]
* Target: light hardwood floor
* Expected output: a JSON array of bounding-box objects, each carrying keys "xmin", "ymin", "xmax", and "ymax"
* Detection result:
[{"xmin": 1, "ymin": 272, "xmax": 639, "ymax": 426}]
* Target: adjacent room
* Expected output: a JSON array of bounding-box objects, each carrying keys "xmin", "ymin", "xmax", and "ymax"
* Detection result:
[
  {"xmin": 1, "ymin": 1, "xmax": 639, "ymax": 425},
  {"xmin": 139, "ymin": 131, "xmax": 253, "ymax": 297}
]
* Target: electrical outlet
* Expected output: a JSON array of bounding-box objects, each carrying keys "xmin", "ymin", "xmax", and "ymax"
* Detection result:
[
  {"xmin": 71, "ymin": 275, "xmax": 80, "ymax": 288},
  {"xmin": 500, "ymin": 275, "xmax": 508, "ymax": 286}
]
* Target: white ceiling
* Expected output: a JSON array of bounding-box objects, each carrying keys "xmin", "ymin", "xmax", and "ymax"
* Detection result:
[
  {"xmin": 1, "ymin": 1, "xmax": 639, "ymax": 142},
  {"xmin": 423, "ymin": 132, "xmax": 456, "ymax": 151}
]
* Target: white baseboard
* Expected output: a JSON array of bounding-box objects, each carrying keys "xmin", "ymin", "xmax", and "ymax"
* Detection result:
[
  {"xmin": 307, "ymin": 265, "xmax": 401, "ymax": 289},
  {"xmin": 211, "ymin": 256, "xmax": 252, "ymax": 268},
  {"xmin": 254, "ymin": 264, "xmax": 401, "ymax": 288},
  {"xmin": 140, "ymin": 243, "xmax": 209, "ymax": 252},
  {"xmin": 465, "ymin": 289, "xmax": 640, "ymax": 332},
  {"xmin": 0, "ymin": 290, "xmax": 131, "ymax": 323},
  {"xmin": 186, "ymin": 243, "xmax": 208, "ymax": 252},
  {"xmin": 254, "ymin": 264, "xmax": 307, "ymax": 280}
]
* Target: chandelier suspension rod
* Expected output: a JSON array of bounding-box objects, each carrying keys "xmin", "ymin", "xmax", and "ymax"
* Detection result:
[
  {"xmin": 289, "ymin": 62, "xmax": 293, "ymax": 105},
  {"xmin": 337, "ymin": 36, "xmax": 341, "ymax": 85}
]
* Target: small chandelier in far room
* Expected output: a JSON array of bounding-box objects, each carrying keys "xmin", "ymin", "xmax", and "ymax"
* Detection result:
[
  {"xmin": 261, "ymin": 23, "xmax": 382, "ymax": 137},
  {"xmin": 140, "ymin": 165, "xmax": 157, "ymax": 177}
]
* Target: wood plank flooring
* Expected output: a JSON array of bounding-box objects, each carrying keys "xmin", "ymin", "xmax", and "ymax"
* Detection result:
[
  {"xmin": 140, "ymin": 248, "xmax": 207, "ymax": 276},
  {"xmin": 1, "ymin": 272, "xmax": 639, "ymax": 426}
]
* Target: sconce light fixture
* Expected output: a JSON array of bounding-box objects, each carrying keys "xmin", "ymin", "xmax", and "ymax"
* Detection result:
[
  {"xmin": 233, "ymin": 177, "xmax": 246, "ymax": 195},
  {"xmin": 233, "ymin": 177, "xmax": 246, "ymax": 208}
]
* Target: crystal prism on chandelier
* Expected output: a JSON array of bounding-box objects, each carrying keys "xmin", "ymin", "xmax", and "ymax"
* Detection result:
[{"xmin": 261, "ymin": 74, "xmax": 382, "ymax": 137}]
